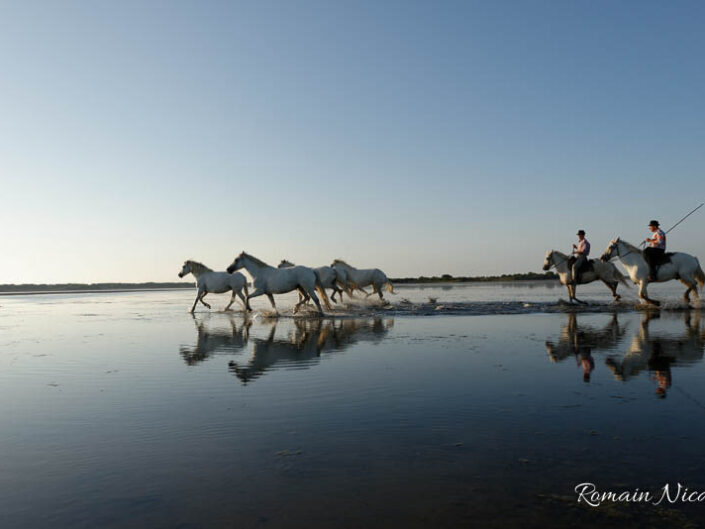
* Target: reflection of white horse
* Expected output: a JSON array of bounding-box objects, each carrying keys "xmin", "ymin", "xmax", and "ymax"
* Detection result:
[
  {"xmin": 545, "ymin": 312, "xmax": 626, "ymax": 362},
  {"xmin": 605, "ymin": 312, "xmax": 705, "ymax": 397},
  {"xmin": 178, "ymin": 260, "xmax": 249, "ymax": 313},
  {"xmin": 330, "ymin": 260, "xmax": 395, "ymax": 300},
  {"xmin": 229, "ymin": 318, "xmax": 394, "ymax": 384},
  {"xmin": 179, "ymin": 314, "xmax": 250, "ymax": 365},
  {"xmin": 226, "ymin": 252, "xmax": 323, "ymax": 315},
  {"xmin": 600, "ymin": 238, "xmax": 705, "ymax": 306},
  {"xmin": 542, "ymin": 250, "xmax": 629, "ymax": 303},
  {"xmin": 278, "ymin": 260, "xmax": 347, "ymax": 308}
]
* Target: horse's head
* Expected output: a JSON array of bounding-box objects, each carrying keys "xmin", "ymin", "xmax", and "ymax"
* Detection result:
[
  {"xmin": 600, "ymin": 238, "xmax": 620, "ymax": 262},
  {"xmin": 227, "ymin": 253, "xmax": 245, "ymax": 274},
  {"xmin": 178, "ymin": 261, "xmax": 192, "ymax": 278},
  {"xmin": 278, "ymin": 259, "xmax": 295, "ymax": 269},
  {"xmin": 542, "ymin": 250, "xmax": 554, "ymax": 271}
]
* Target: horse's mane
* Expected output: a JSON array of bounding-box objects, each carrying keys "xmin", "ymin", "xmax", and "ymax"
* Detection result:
[
  {"xmin": 615, "ymin": 238, "xmax": 641, "ymax": 253},
  {"xmin": 332, "ymin": 259, "xmax": 350, "ymax": 266},
  {"xmin": 549, "ymin": 249, "xmax": 569, "ymax": 259},
  {"xmin": 278, "ymin": 259, "xmax": 295, "ymax": 268},
  {"xmin": 240, "ymin": 252, "xmax": 271, "ymax": 268},
  {"xmin": 185, "ymin": 260, "xmax": 213, "ymax": 274}
]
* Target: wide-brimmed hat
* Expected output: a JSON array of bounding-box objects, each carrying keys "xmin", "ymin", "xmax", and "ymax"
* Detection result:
[
  {"xmin": 648, "ymin": 220, "xmax": 660, "ymax": 227},
  {"xmin": 577, "ymin": 230, "xmax": 585, "ymax": 236}
]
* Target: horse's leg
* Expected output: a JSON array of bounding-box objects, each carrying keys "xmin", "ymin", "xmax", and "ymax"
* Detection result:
[
  {"xmin": 375, "ymin": 284, "xmax": 384, "ymax": 300},
  {"xmin": 294, "ymin": 288, "xmax": 310, "ymax": 313},
  {"xmin": 245, "ymin": 288, "xmax": 268, "ymax": 312},
  {"xmin": 317, "ymin": 286, "xmax": 333, "ymax": 311},
  {"xmin": 224, "ymin": 291, "xmax": 236, "ymax": 311},
  {"xmin": 330, "ymin": 288, "xmax": 338, "ymax": 303},
  {"xmin": 680, "ymin": 278, "xmax": 697, "ymax": 304},
  {"xmin": 602, "ymin": 279, "xmax": 620, "ymax": 301},
  {"xmin": 346, "ymin": 282, "xmax": 362, "ymax": 299},
  {"xmin": 568, "ymin": 283, "xmax": 585, "ymax": 304},
  {"xmin": 190, "ymin": 290, "xmax": 203, "ymax": 313},
  {"xmin": 304, "ymin": 285, "xmax": 324, "ymax": 315},
  {"xmin": 199, "ymin": 292, "xmax": 211, "ymax": 309},
  {"xmin": 638, "ymin": 281, "xmax": 660, "ymax": 306},
  {"xmin": 265, "ymin": 293, "xmax": 279, "ymax": 315},
  {"xmin": 236, "ymin": 289, "xmax": 249, "ymax": 310}
]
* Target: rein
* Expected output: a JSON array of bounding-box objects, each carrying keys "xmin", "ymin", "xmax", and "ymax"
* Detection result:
[{"xmin": 547, "ymin": 252, "xmax": 575, "ymax": 270}]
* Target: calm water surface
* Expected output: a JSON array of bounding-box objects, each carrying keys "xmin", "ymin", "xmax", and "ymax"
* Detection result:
[{"xmin": 1, "ymin": 284, "xmax": 704, "ymax": 528}]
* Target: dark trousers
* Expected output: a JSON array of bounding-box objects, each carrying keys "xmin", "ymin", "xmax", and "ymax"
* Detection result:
[
  {"xmin": 644, "ymin": 247, "xmax": 665, "ymax": 278},
  {"xmin": 572, "ymin": 254, "xmax": 587, "ymax": 284}
]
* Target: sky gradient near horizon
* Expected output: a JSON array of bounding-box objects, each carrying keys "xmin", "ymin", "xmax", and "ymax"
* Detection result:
[{"xmin": 1, "ymin": 1, "xmax": 704, "ymax": 283}]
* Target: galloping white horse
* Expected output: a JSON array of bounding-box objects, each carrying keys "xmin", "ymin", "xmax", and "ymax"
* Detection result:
[
  {"xmin": 330, "ymin": 259, "xmax": 395, "ymax": 300},
  {"xmin": 178, "ymin": 260, "xmax": 249, "ymax": 313},
  {"xmin": 600, "ymin": 238, "xmax": 705, "ymax": 306},
  {"xmin": 227, "ymin": 252, "xmax": 324, "ymax": 315},
  {"xmin": 542, "ymin": 250, "xmax": 629, "ymax": 304},
  {"xmin": 278, "ymin": 260, "xmax": 348, "ymax": 308}
]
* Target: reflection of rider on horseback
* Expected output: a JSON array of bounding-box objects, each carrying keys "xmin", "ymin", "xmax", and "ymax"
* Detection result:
[
  {"xmin": 643, "ymin": 220, "xmax": 666, "ymax": 281},
  {"xmin": 571, "ymin": 230, "xmax": 590, "ymax": 285}
]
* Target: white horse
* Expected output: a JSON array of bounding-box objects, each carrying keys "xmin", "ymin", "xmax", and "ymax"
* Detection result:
[
  {"xmin": 327, "ymin": 262, "xmax": 370, "ymax": 299},
  {"xmin": 542, "ymin": 250, "xmax": 630, "ymax": 304},
  {"xmin": 600, "ymin": 238, "xmax": 705, "ymax": 306},
  {"xmin": 278, "ymin": 260, "xmax": 349, "ymax": 308},
  {"xmin": 178, "ymin": 260, "xmax": 249, "ymax": 313},
  {"xmin": 330, "ymin": 259, "xmax": 395, "ymax": 300},
  {"xmin": 226, "ymin": 252, "xmax": 324, "ymax": 315}
]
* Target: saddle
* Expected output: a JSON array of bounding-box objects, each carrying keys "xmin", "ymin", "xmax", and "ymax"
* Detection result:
[{"xmin": 567, "ymin": 257, "xmax": 595, "ymax": 282}]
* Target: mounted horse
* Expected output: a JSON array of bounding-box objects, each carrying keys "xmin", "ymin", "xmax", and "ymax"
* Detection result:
[
  {"xmin": 226, "ymin": 252, "xmax": 324, "ymax": 315},
  {"xmin": 600, "ymin": 238, "xmax": 705, "ymax": 306},
  {"xmin": 178, "ymin": 260, "xmax": 249, "ymax": 313},
  {"xmin": 542, "ymin": 250, "xmax": 629, "ymax": 304}
]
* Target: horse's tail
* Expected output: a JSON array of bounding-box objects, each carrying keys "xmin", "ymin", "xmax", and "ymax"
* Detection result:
[
  {"xmin": 385, "ymin": 281, "xmax": 395, "ymax": 294},
  {"xmin": 694, "ymin": 258, "xmax": 705, "ymax": 290}
]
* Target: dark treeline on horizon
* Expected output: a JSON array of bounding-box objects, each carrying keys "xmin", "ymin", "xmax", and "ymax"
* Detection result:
[
  {"xmin": 391, "ymin": 272, "xmax": 558, "ymax": 284},
  {"xmin": 0, "ymin": 282, "xmax": 195, "ymax": 293}
]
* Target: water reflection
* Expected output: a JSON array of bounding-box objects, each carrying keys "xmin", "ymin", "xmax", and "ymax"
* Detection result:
[
  {"xmin": 605, "ymin": 312, "xmax": 705, "ymax": 398},
  {"xmin": 546, "ymin": 311, "xmax": 705, "ymax": 395},
  {"xmin": 229, "ymin": 318, "xmax": 394, "ymax": 384},
  {"xmin": 179, "ymin": 314, "xmax": 251, "ymax": 365},
  {"xmin": 545, "ymin": 312, "xmax": 627, "ymax": 381}
]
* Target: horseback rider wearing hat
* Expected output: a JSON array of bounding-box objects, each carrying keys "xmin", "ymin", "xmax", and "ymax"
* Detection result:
[
  {"xmin": 571, "ymin": 230, "xmax": 590, "ymax": 285},
  {"xmin": 644, "ymin": 220, "xmax": 666, "ymax": 281}
]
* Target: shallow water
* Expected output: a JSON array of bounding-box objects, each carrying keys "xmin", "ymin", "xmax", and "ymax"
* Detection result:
[{"xmin": 1, "ymin": 285, "xmax": 705, "ymax": 528}]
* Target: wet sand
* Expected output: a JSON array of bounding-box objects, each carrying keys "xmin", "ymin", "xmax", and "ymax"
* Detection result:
[{"xmin": 1, "ymin": 285, "xmax": 704, "ymax": 528}]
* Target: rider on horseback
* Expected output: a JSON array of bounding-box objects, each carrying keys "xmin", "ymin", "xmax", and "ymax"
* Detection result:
[
  {"xmin": 644, "ymin": 220, "xmax": 666, "ymax": 281},
  {"xmin": 571, "ymin": 230, "xmax": 590, "ymax": 285}
]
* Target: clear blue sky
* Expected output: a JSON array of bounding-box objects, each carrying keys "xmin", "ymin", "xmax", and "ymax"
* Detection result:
[{"xmin": 1, "ymin": 0, "xmax": 703, "ymax": 283}]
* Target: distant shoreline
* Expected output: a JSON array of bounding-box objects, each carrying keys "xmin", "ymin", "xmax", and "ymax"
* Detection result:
[
  {"xmin": 0, "ymin": 283, "xmax": 195, "ymax": 295},
  {"xmin": 390, "ymin": 272, "xmax": 558, "ymax": 284},
  {"xmin": 0, "ymin": 273, "xmax": 558, "ymax": 295}
]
